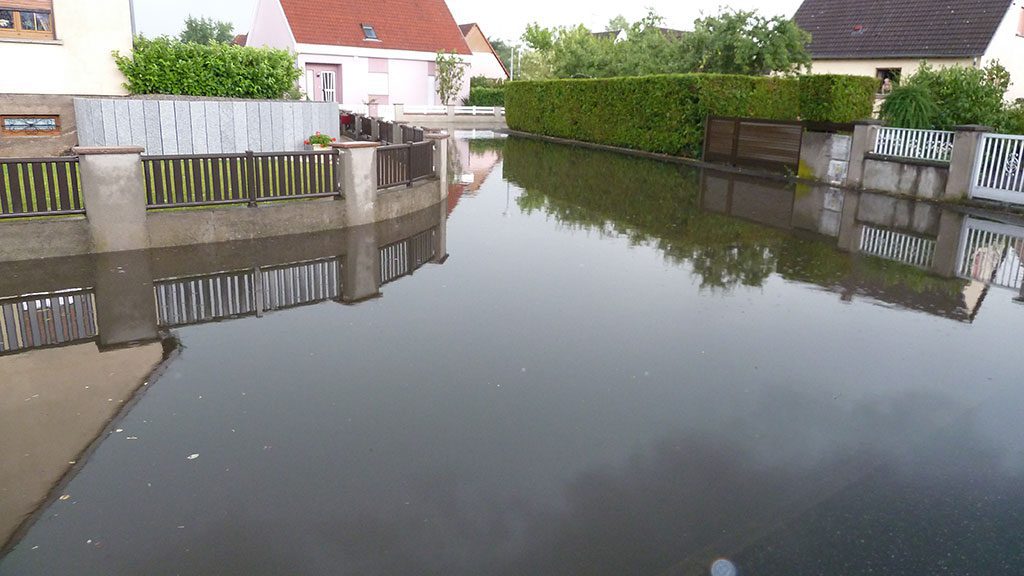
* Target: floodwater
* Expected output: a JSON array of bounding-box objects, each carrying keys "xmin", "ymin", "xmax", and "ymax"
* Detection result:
[{"xmin": 2, "ymin": 134, "xmax": 1023, "ymax": 575}]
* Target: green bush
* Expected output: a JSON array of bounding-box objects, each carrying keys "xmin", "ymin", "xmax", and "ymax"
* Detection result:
[
  {"xmin": 114, "ymin": 36, "xmax": 302, "ymax": 99},
  {"xmin": 506, "ymin": 74, "xmax": 801, "ymax": 158},
  {"xmin": 999, "ymin": 100, "xmax": 1024, "ymax": 135},
  {"xmin": 903, "ymin": 62, "xmax": 1009, "ymax": 130},
  {"xmin": 470, "ymin": 76, "xmax": 505, "ymax": 89},
  {"xmin": 798, "ymin": 75, "xmax": 878, "ymax": 123},
  {"xmin": 466, "ymin": 87, "xmax": 505, "ymax": 106},
  {"xmin": 879, "ymin": 85, "xmax": 940, "ymax": 129}
]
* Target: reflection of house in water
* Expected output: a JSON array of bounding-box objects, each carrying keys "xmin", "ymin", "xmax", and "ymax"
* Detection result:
[
  {"xmin": 447, "ymin": 132, "xmax": 505, "ymax": 215},
  {"xmin": 699, "ymin": 171, "xmax": 1024, "ymax": 322},
  {"xmin": 0, "ymin": 202, "xmax": 448, "ymax": 551}
]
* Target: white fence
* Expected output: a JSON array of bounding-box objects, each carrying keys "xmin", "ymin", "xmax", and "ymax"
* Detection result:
[
  {"xmin": 873, "ymin": 127, "xmax": 955, "ymax": 163},
  {"xmin": 404, "ymin": 105, "xmax": 449, "ymax": 115},
  {"xmin": 970, "ymin": 133, "xmax": 1024, "ymax": 204},
  {"xmin": 957, "ymin": 217, "xmax": 1024, "ymax": 291},
  {"xmin": 859, "ymin": 226, "xmax": 936, "ymax": 269}
]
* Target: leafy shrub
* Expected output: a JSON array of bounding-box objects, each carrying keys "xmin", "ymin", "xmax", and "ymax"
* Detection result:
[
  {"xmin": 470, "ymin": 76, "xmax": 505, "ymax": 89},
  {"xmin": 798, "ymin": 75, "xmax": 878, "ymax": 123},
  {"xmin": 904, "ymin": 62, "xmax": 1009, "ymax": 129},
  {"xmin": 879, "ymin": 85, "xmax": 940, "ymax": 129},
  {"xmin": 114, "ymin": 36, "xmax": 301, "ymax": 99},
  {"xmin": 507, "ymin": 74, "xmax": 806, "ymax": 158},
  {"xmin": 466, "ymin": 87, "xmax": 505, "ymax": 106},
  {"xmin": 998, "ymin": 100, "xmax": 1024, "ymax": 135}
]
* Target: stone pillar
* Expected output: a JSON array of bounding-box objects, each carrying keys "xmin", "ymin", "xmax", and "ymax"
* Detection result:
[
  {"xmin": 74, "ymin": 146, "xmax": 149, "ymax": 254},
  {"xmin": 930, "ymin": 209, "xmax": 966, "ymax": 278},
  {"xmin": 944, "ymin": 125, "xmax": 990, "ymax": 200},
  {"xmin": 836, "ymin": 189, "xmax": 862, "ymax": 253},
  {"xmin": 391, "ymin": 122, "xmax": 403, "ymax": 145},
  {"xmin": 333, "ymin": 141, "xmax": 380, "ymax": 227},
  {"xmin": 342, "ymin": 221, "xmax": 380, "ymax": 304},
  {"xmin": 394, "ymin": 104, "xmax": 405, "ymax": 123},
  {"xmin": 371, "ymin": 118, "xmax": 380, "ymax": 141},
  {"xmin": 847, "ymin": 120, "xmax": 882, "ymax": 189},
  {"xmin": 424, "ymin": 131, "xmax": 449, "ymax": 201},
  {"xmin": 93, "ymin": 250, "xmax": 159, "ymax": 349}
]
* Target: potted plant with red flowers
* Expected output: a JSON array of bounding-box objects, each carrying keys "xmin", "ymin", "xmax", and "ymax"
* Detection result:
[{"xmin": 305, "ymin": 132, "xmax": 336, "ymax": 150}]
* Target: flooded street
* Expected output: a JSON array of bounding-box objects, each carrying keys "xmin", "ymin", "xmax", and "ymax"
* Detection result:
[{"xmin": 2, "ymin": 134, "xmax": 1023, "ymax": 575}]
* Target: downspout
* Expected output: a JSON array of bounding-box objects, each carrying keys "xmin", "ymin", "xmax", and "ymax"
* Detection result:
[{"xmin": 129, "ymin": 0, "xmax": 137, "ymax": 36}]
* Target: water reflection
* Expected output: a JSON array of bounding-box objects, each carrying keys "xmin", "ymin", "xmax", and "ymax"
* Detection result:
[
  {"xmin": 3, "ymin": 136, "xmax": 1023, "ymax": 575},
  {"xmin": 0, "ymin": 204, "xmax": 446, "ymax": 356},
  {"xmin": 504, "ymin": 137, "xmax": 1024, "ymax": 320}
]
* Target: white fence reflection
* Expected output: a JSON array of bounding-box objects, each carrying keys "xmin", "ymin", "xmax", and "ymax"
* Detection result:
[
  {"xmin": 859, "ymin": 226, "xmax": 936, "ymax": 269},
  {"xmin": 155, "ymin": 258, "xmax": 342, "ymax": 328},
  {"xmin": 0, "ymin": 290, "xmax": 97, "ymax": 353},
  {"xmin": 958, "ymin": 217, "xmax": 1024, "ymax": 290},
  {"xmin": 380, "ymin": 228, "xmax": 436, "ymax": 286}
]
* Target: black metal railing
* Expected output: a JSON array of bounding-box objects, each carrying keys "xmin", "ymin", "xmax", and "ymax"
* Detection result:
[
  {"xmin": 143, "ymin": 150, "xmax": 341, "ymax": 209},
  {"xmin": 376, "ymin": 141, "xmax": 435, "ymax": 190},
  {"xmin": 0, "ymin": 157, "xmax": 84, "ymax": 219}
]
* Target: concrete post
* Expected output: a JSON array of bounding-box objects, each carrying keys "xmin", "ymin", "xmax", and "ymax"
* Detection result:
[
  {"xmin": 391, "ymin": 122, "xmax": 403, "ymax": 145},
  {"xmin": 341, "ymin": 221, "xmax": 380, "ymax": 304},
  {"xmin": 944, "ymin": 125, "xmax": 990, "ymax": 200},
  {"xmin": 74, "ymin": 146, "xmax": 149, "ymax": 253},
  {"xmin": 93, "ymin": 250, "xmax": 159, "ymax": 349},
  {"xmin": 836, "ymin": 189, "xmax": 862, "ymax": 253},
  {"xmin": 433, "ymin": 196, "xmax": 448, "ymax": 264},
  {"xmin": 930, "ymin": 210, "xmax": 966, "ymax": 278},
  {"xmin": 446, "ymin": 105, "xmax": 456, "ymax": 120},
  {"xmin": 847, "ymin": 120, "xmax": 882, "ymax": 189},
  {"xmin": 333, "ymin": 141, "xmax": 380, "ymax": 227},
  {"xmin": 394, "ymin": 104, "xmax": 405, "ymax": 124},
  {"xmin": 424, "ymin": 131, "xmax": 449, "ymax": 201},
  {"xmin": 371, "ymin": 118, "xmax": 380, "ymax": 141}
]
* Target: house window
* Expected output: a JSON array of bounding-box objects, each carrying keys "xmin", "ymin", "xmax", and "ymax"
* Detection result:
[
  {"xmin": 876, "ymin": 68, "xmax": 901, "ymax": 94},
  {"xmin": 1, "ymin": 115, "xmax": 61, "ymax": 136},
  {"xmin": 0, "ymin": 4, "xmax": 54, "ymax": 40},
  {"xmin": 361, "ymin": 24, "xmax": 378, "ymax": 40}
]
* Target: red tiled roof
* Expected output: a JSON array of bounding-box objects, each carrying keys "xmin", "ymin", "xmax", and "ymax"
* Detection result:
[
  {"xmin": 232, "ymin": 33, "xmax": 248, "ymax": 46},
  {"xmin": 279, "ymin": 0, "xmax": 471, "ymax": 55}
]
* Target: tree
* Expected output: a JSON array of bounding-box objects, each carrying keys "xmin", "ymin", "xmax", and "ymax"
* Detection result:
[
  {"xmin": 606, "ymin": 15, "xmax": 629, "ymax": 32},
  {"xmin": 902, "ymin": 61, "xmax": 1009, "ymax": 129},
  {"xmin": 680, "ymin": 9, "xmax": 811, "ymax": 76},
  {"xmin": 435, "ymin": 51, "xmax": 467, "ymax": 105},
  {"xmin": 489, "ymin": 38, "xmax": 514, "ymax": 76},
  {"xmin": 179, "ymin": 15, "xmax": 235, "ymax": 44}
]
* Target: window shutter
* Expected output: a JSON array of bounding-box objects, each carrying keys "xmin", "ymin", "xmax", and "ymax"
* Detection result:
[{"xmin": 0, "ymin": 0, "xmax": 53, "ymax": 10}]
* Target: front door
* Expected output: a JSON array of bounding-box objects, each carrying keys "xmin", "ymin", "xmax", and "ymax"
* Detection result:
[{"xmin": 309, "ymin": 64, "xmax": 341, "ymax": 103}]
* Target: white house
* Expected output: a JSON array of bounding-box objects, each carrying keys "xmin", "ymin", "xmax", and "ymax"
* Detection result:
[
  {"xmin": 459, "ymin": 23, "xmax": 509, "ymax": 81},
  {"xmin": 794, "ymin": 0, "xmax": 1024, "ymax": 100},
  {"xmin": 0, "ymin": 0, "xmax": 133, "ymax": 156},
  {"xmin": 245, "ymin": 0, "xmax": 472, "ymax": 115}
]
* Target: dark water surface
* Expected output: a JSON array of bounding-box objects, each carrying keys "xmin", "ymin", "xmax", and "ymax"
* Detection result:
[{"xmin": 2, "ymin": 135, "xmax": 1024, "ymax": 575}]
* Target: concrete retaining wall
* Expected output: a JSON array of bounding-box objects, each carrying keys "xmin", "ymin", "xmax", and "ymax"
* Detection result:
[
  {"xmin": 73, "ymin": 98, "xmax": 341, "ymax": 155},
  {"xmin": 862, "ymin": 157, "xmax": 949, "ymax": 200}
]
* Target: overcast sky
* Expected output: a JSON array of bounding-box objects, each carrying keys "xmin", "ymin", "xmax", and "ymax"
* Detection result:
[{"xmin": 133, "ymin": 0, "xmax": 804, "ymax": 43}]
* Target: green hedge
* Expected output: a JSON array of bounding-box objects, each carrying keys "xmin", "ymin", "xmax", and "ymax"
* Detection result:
[
  {"xmin": 467, "ymin": 87, "xmax": 505, "ymax": 106},
  {"xmin": 506, "ymin": 73, "xmax": 876, "ymax": 158},
  {"xmin": 506, "ymin": 74, "xmax": 799, "ymax": 158},
  {"xmin": 114, "ymin": 37, "xmax": 302, "ymax": 99},
  {"xmin": 798, "ymin": 75, "xmax": 878, "ymax": 123}
]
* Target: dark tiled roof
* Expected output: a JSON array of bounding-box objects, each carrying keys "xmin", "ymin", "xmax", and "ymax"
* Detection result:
[
  {"xmin": 793, "ymin": 0, "xmax": 1013, "ymax": 59},
  {"xmin": 280, "ymin": 0, "xmax": 471, "ymax": 55}
]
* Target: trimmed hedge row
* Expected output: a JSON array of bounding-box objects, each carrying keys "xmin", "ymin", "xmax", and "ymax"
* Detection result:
[
  {"xmin": 506, "ymin": 74, "xmax": 876, "ymax": 158},
  {"xmin": 466, "ymin": 87, "xmax": 505, "ymax": 106},
  {"xmin": 798, "ymin": 75, "xmax": 878, "ymax": 123},
  {"xmin": 114, "ymin": 37, "xmax": 302, "ymax": 99}
]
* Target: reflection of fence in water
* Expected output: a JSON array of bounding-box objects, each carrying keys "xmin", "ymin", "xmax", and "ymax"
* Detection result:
[
  {"xmin": 380, "ymin": 228, "xmax": 436, "ymax": 286},
  {"xmin": 155, "ymin": 258, "xmax": 343, "ymax": 328},
  {"xmin": 260, "ymin": 258, "xmax": 341, "ymax": 312},
  {"xmin": 859, "ymin": 226, "xmax": 936, "ymax": 269},
  {"xmin": 958, "ymin": 218, "xmax": 1024, "ymax": 291},
  {"xmin": 0, "ymin": 290, "xmax": 97, "ymax": 353}
]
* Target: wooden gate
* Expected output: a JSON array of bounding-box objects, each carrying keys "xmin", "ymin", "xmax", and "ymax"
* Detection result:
[{"xmin": 703, "ymin": 116, "xmax": 804, "ymax": 173}]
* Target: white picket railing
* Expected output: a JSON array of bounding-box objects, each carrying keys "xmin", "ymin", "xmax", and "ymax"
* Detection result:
[
  {"xmin": 970, "ymin": 133, "xmax": 1024, "ymax": 204},
  {"xmin": 859, "ymin": 226, "xmax": 936, "ymax": 269},
  {"xmin": 453, "ymin": 106, "xmax": 503, "ymax": 116},
  {"xmin": 404, "ymin": 105, "xmax": 448, "ymax": 115},
  {"xmin": 873, "ymin": 127, "xmax": 955, "ymax": 163}
]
